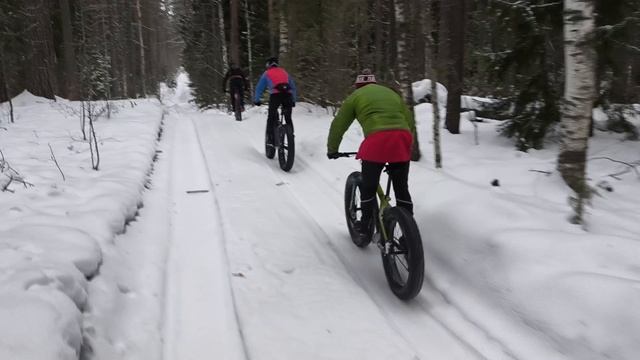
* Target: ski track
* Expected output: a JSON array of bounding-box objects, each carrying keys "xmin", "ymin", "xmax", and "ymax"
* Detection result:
[
  {"xmin": 162, "ymin": 108, "xmax": 247, "ymax": 360},
  {"xmin": 168, "ymin": 106, "xmax": 521, "ymax": 360}
]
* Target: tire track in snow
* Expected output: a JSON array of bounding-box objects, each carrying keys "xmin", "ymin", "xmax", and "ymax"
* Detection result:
[
  {"xmin": 192, "ymin": 113, "xmax": 422, "ymax": 360},
  {"xmin": 290, "ymin": 155, "xmax": 519, "ymax": 360},
  {"xmin": 232, "ymin": 118, "xmax": 502, "ymax": 360}
]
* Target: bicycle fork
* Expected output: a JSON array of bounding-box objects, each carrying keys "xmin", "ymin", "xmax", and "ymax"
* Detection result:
[{"xmin": 374, "ymin": 185, "xmax": 392, "ymax": 254}]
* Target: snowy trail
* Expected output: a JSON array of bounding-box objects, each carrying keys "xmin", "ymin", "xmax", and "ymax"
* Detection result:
[
  {"xmin": 158, "ymin": 104, "xmax": 511, "ymax": 360},
  {"xmin": 231, "ymin": 108, "xmax": 517, "ymax": 360},
  {"xmin": 162, "ymin": 110, "xmax": 246, "ymax": 360}
]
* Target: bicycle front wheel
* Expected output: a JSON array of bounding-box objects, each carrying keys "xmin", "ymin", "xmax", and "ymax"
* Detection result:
[
  {"xmin": 344, "ymin": 171, "xmax": 371, "ymax": 248},
  {"xmin": 277, "ymin": 123, "xmax": 295, "ymax": 171},
  {"xmin": 381, "ymin": 207, "xmax": 424, "ymax": 300}
]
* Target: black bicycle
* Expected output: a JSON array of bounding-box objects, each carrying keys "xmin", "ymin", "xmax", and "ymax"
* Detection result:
[
  {"xmin": 233, "ymin": 91, "xmax": 243, "ymax": 121},
  {"xmin": 338, "ymin": 152, "xmax": 424, "ymax": 300},
  {"xmin": 264, "ymin": 106, "xmax": 295, "ymax": 172}
]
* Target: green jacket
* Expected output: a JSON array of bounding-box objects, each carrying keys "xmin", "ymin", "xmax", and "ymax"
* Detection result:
[{"xmin": 327, "ymin": 84, "xmax": 415, "ymax": 153}]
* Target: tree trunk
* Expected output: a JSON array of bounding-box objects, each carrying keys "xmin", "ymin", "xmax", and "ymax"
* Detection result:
[
  {"xmin": 374, "ymin": 0, "xmax": 384, "ymax": 75},
  {"xmin": 442, "ymin": 0, "xmax": 464, "ymax": 134},
  {"xmin": 0, "ymin": 52, "xmax": 14, "ymax": 123},
  {"xmin": 432, "ymin": 77, "xmax": 442, "ymax": 168},
  {"xmin": 60, "ymin": 0, "xmax": 80, "ymax": 100},
  {"xmin": 268, "ymin": 0, "xmax": 277, "ymax": 56},
  {"xmin": 429, "ymin": 3, "xmax": 442, "ymax": 168},
  {"xmin": 135, "ymin": 0, "xmax": 147, "ymax": 96},
  {"xmin": 230, "ymin": 0, "xmax": 240, "ymax": 66},
  {"xmin": 244, "ymin": 0, "xmax": 254, "ymax": 92},
  {"xmin": 278, "ymin": 0, "xmax": 288, "ymax": 60},
  {"xmin": 218, "ymin": 0, "xmax": 229, "ymax": 70},
  {"xmin": 25, "ymin": 0, "xmax": 58, "ymax": 99},
  {"xmin": 558, "ymin": 0, "xmax": 596, "ymax": 224},
  {"xmin": 394, "ymin": 0, "xmax": 421, "ymax": 161},
  {"xmin": 394, "ymin": 0, "xmax": 410, "ymax": 101}
]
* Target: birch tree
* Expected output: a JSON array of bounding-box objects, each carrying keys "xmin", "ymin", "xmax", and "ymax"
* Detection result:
[
  {"xmin": 278, "ymin": 0, "xmax": 288, "ymax": 65},
  {"xmin": 557, "ymin": 0, "xmax": 596, "ymax": 224},
  {"xmin": 244, "ymin": 0, "xmax": 254, "ymax": 93},
  {"xmin": 135, "ymin": 0, "xmax": 147, "ymax": 96},
  {"xmin": 218, "ymin": 0, "xmax": 228, "ymax": 69}
]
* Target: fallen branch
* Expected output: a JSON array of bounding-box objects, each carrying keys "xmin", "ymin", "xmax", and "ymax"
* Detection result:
[
  {"xmin": 529, "ymin": 169, "xmax": 552, "ymax": 175},
  {"xmin": 48, "ymin": 143, "xmax": 66, "ymax": 181},
  {"xmin": 590, "ymin": 156, "xmax": 640, "ymax": 179}
]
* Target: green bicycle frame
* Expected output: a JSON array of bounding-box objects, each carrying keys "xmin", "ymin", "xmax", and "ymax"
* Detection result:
[{"xmin": 375, "ymin": 175, "xmax": 393, "ymax": 242}]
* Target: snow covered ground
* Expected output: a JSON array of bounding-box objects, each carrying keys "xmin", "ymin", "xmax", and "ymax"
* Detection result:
[
  {"xmin": 0, "ymin": 93, "xmax": 163, "ymax": 359},
  {"xmin": 1, "ymin": 75, "xmax": 639, "ymax": 360}
]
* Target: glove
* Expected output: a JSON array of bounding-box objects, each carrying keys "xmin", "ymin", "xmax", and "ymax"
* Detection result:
[
  {"xmin": 254, "ymin": 101, "xmax": 261, "ymax": 106},
  {"xmin": 327, "ymin": 152, "xmax": 340, "ymax": 160},
  {"xmin": 291, "ymin": 102, "xmax": 296, "ymax": 108}
]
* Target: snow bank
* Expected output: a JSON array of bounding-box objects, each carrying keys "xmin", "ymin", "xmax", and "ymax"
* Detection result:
[
  {"xmin": 0, "ymin": 97, "xmax": 163, "ymax": 359},
  {"xmin": 412, "ymin": 79, "xmax": 498, "ymax": 113},
  {"xmin": 413, "ymin": 103, "xmax": 640, "ymax": 360}
]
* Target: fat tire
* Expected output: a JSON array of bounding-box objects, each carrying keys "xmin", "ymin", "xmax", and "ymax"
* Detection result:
[
  {"xmin": 381, "ymin": 207, "xmax": 424, "ymax": 300},
  {"xmin": 277, "ymin": 124, "xmax": 295, "ymax": 171},
  {"xmin": 265, "ymin": 127, "xmax": 275, "ymax": 159},
  {"xmin": 234, "ymin": 95, "xmax": 242, "ymax": 121},
  {"xmin": 344, "ymin": 171, "xmax": 371, "ymax": 248}
]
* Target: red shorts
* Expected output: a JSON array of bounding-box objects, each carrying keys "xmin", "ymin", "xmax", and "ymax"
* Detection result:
[{"xmin": 357, "ymin": 129, "xmax": 413, "ymax": 163}]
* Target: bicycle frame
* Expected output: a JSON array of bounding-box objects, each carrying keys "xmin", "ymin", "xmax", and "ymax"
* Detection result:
[{"xmin": 376, "ymin": 169, "xmax": 393, "ymax": 242}]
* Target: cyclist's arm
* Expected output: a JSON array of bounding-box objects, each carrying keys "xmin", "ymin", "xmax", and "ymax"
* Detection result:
[
  {"xmin": 222, "ymin": 71, "xmax": 230, "ymax": 92},
  {"xmin": 327, "ymin": 96, "xmax": 356, "ymax": 153},
  {"xmin": 254, "ymin": 73, "xmax": 268, "ymax": 103},
  {"xmin": 289, "ymin": 77, "xmax": 297, "ymax": 103}
]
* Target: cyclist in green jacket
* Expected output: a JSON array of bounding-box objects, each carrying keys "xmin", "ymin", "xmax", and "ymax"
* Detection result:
[{"xmin": 327, "ymin": 69, "xmax": 416, "ymax": 240}]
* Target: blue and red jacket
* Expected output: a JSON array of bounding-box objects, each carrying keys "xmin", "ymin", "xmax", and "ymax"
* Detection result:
[{"xmin": 254, "ymin": 67, "xmax": 297, "ymax": 103}]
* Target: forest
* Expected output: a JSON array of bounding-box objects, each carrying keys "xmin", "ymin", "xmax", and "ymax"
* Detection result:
[{"xmin": 1, "ymin": 0, "xmax": 639, "ymax": 221}]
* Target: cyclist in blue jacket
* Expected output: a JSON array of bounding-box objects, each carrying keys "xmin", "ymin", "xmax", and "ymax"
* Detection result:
[{"xmin": 254, "ymin": 57, "xmax": 297, "ymax": 147}]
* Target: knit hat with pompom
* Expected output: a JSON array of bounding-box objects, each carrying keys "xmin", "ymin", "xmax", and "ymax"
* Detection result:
[{"xmin": 355, "ymin": 69, "xmax": 377, "ymax": 88}]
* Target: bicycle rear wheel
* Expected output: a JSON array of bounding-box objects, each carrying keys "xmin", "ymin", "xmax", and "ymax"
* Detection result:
[
  {"xmin": 277, "ymin": 123, "xmax": 295, "ymax": 171},
  {"xmin": 234, "ymin": 94, "xmax": 242, "ymax": 121},
  {"xmin": 265, "ymin": 126, "xmax": 275, "ymax": 159},
  {"xmin": 381, "ymin": 207, "xmax": 424, "ymax": 300},
  {"xmin": 344, "ymin": 171, "xmax": 371, "ymax": 247}
]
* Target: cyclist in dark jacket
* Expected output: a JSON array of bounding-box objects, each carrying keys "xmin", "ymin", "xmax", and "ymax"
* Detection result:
[
  {"xmin": 327, "ymin": 69, "xmax": 416, "ymax": 240},
  {"xmin": 253, "ymin": 57, "xmax": 297, "ymax": 147},
  {"xmin": 223, "ymin": 64, "xmax": 250, "ymax": 113}
]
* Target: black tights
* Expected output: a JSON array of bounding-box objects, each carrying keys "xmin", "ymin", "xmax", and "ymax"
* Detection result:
[
  {"xmin": 266, "ymin": 93, "xmax": 293, "ymax": 142},
  {"xmin": 360, "ymin": 161, "xmax": 413, "ymax": 227}
]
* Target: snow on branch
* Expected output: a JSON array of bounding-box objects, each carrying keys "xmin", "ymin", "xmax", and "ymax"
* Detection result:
[{"xmin": 0, "ymin": 149, "xmax": 33, "ymax": 192}]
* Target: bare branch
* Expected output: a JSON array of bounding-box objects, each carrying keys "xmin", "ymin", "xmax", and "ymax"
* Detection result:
[
  {"xmin": 48, "ymin": 143, "xmax": 66, "ymax": 181},
  {"xmin": 591, "ymin": 157, "xmax": 640, "ymax": 179}
]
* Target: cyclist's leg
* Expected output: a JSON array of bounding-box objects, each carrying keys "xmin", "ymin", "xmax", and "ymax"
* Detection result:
[
  {"xmin": 238, "ymin": 86, "xmax": 245, "ymax": 111},
  {"xmin": 282, "ymin": 94, "xmax": 293, "ymax": 130},
  {"xmin": 229, "ymin": 90, "xmax": 235, "ymax": 112},
  {"xmin": 360, "ymin": 161, "xmax": 385, "ymax": 234},
  {"xmin": 388, "ymin": 161, "xmax": 413, "ymax": 214},
  {"xmin": 266, "ymin": 94, "xmax": 279, "ymax": 144}
]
